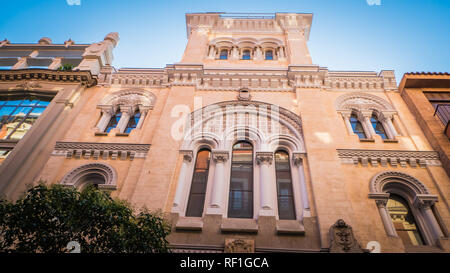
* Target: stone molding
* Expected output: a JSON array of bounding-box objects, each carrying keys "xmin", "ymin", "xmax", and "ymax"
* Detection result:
[
  {"xmin": 0, "ymin": 69, "xmax": 97, "ymax": 87},
  {"xmin": 224, "ymin": 239, "xmax": 255, "ymax": 253},
  {"xmin": 211, "ymin": 150, "xmax": 229, "ymax": 163},
  {"xmin": 179, "ymin": 150, "xmax": 194, "ymax": 163},
  {"xmin": 60, "ymin": 162, "xmax": 117, "ymax": 190},
  {"xmin": 337, "ymin": 149, "xmax": 441, "ymax": 168},
  {"xmin": 256, "ymin": 151, "xmax": 274, "ymax": 165},
  {"xmin": 369, "ymin": 171, "xmax": 431, "ymax": 195},
  {"xmin": 52, "ymin": 141, "xmax": 150, "ymax": 160}
]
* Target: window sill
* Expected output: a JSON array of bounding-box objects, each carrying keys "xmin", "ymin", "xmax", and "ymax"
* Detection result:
[
  {"xmin": 404, "ymin": 245, "xmax": 445, "ymax": 253},
  {"xmin": 359, "ymin": 138, "xmax": 375, "ymax": 142},
  {"xmin": 276, "ymin": 220, "xmax": 305, "ymax": 235},
  {"xmin": 175, "ymin": 217, "xmax": 203, "ymax": 231},
  {"xmin": 383, "ymin": 139, "xmax": 399, "ymax": 143},
  {"xmin": 94, "ymin": 132, "xmax": 108, "ymax": 136},
  {"xmin": 115, "ymin": 133, "xmax": 129, "ymax": 137},
  {"xmin": 221, "ymin": 218, "xmax": 258, "ymax": 234}
]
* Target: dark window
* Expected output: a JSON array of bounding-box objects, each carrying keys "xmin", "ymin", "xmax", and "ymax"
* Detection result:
[
  {"xmin": 228, "ymin": 141, "xmax": 253, "ymax": 218},
  {"xmin": 219, "ymin": 49, "xmax": 228, "ymax": 60},
  {"xmin": 265, "ymin": 50, "xmax": 273, "ymax": 60},
  {"xmin": 186, "ymin": 149, "xmax": 211, "ymax": 217},
  {"xmin": 370, "ymin": 114, "xmax": 387, "ymax": 139},
  {"xmin": 124, "ymin": 111, "xmax": 141, "ymax": 133},
  {"xmin": 0, "ymin": 96, "xmax": 51, "ymax": 140},
  {"xmin": 387, "ymin": 194, "xmax": 425, "ymax": 246},
  {"xmin": 350, "ymin": 114, "xmax": 366, "ymax": 139},
  {"xmin": 275, "ymin": 150, "xmax": 296, "ymax": 220},
  {"xmin": 242, "ymin": 50, "xmax": 251, "ymax": 60},
  {"xmin": 105, "ymin": 111, "xmax": 121, "ymax": 133}
]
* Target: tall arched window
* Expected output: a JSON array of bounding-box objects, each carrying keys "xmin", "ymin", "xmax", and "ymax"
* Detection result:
[
  {"xmin": 275, "ymin": 150, "xmax": 296, "ymax": 220},
  {"xmin": 186, "ymin": 149, "xmax": 211, "ymax": 217},
  {"xmin": 350, "ymin": 113, "xmax": 366, "ymax": 139},
  {"xmin": 242, "ymin": 50, "xmax": 251, "ymax": 60},
  {"xmin": 219, "ymin": 49, "xmax": 228, "ymax": 60},
  {"xmin": 387, "ymin": 194, "xmax": 425, "ymax": 246},
  {"xmin": 228, "ymin": 141, "xmax": 253, "ymax": 218},
  {"xmin": 370, "ymin": 114, "xmax": 387, "ymax": 139},
  {"xmin": 105, "ymin": 110, "xmax": 121, "ymax": 133},
  {"xmin": 124, "ymin": 111, "xmax": 141, "ymax": 134},
  {"xmin": 265, "ymin": 50, "xmax": 273, "ymax": 60}
]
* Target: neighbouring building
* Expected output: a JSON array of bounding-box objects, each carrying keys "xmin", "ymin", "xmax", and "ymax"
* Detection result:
[{"xmin": 0, "ymin": 12, "xmax": 448, "ymax": 253}]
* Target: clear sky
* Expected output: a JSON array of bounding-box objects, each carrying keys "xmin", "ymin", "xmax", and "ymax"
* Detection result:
[{"xmin": 0, "ymin": 0, "xmax": 449, "ymax": 82}]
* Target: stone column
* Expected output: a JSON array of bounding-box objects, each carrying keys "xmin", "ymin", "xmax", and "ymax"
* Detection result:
[
  {"xmin": 209, "ymin": 150, "xmax": 229, "ymax": 208},
  {"xmin": 95, "ymin": 106, "xmax": 115, "ymax": 132},
  {"xmin": 172, "ymin": 150, "xmax": 193, "ymax": 212},
  {"xmin": 414, "ymin": 195, "xmax": 444, "ymax": 241},
  {"xmin": 207, "ymin": 45, "xmax": 216, "ymax": 59},
  {"xmin": 136, "ymin": 106, "xmax": 151, "ymax": 129},
  {"xmin": 293, "ymin": 153, "xmax": 310, "ymax": 217},
  {"xmin": 256, "ymin": 152, "xmax": 274, "ymax": 213},
  {"xmin": 254, "ymin": 46, "xmax": 263, "ymax": 60},
  {"xmin": 360, "ymin": 110, "xmax": 375, "ymax": 138},
  {"xmin": 381, "ymin": 111, "xmax": 399, "ymax": 139},
  {"xmin": 116, "ymin": 105, "xmax": 133, "ymax": 133},
  {"xmin": 339, "ymin": 110, "xmax": 354, "ymax": 135},
  {"xmin": 231, "ymin": 46, "xmax": 239, "ymax": 60},
  {"xmin": 369, "ymin": 193, "xmax": 397, "ymax": 237}
]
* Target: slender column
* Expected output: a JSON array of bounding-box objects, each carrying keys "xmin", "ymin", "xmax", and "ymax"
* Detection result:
[
  {"xmin": 230, "ymin": 46, "xmax": 239, "ymax": 60},
  {"xmin": 136, "ymin": 106, "xmax": 151, "ymax": 129},
  {"xmin": 369, "ymin": 193, "xmax": 397, "ymax": 236},
  {"xmin": 293, "ymin": 153, "xmax": 310, "ymax": 217},
  {"xmin": 361, "ymin": 110, "xmax": 375, "ymax": 138},
  {"xmin": 414, "ymin": 195, "xmax": 444, "ymax": 241},
  {"xmin": 256, "ymin": 152, "xmax": 274, "ymax": 212},
  {"xmin": 95, "ymin": 106, "xmax": 114, "ymax": 132},
  {"xmin": 254, "ymin": 46, "xmax": 263, "ymax": 60},
  {"xmin": 209, "ymin": 150, "xmax": 229, "ymax": 208},
  {"xmin": 116, "ymin": 105, "xmax": 133, "ymax": 133},
  {"xmin": 381, "ymin": 111, "xmax": 399, "ymax": 138},
  {"xmin": 339, "ymin": 110, "xmax": 354, "ymax": 135},
  {"xmin": 172, "ymin": 150, "xmax": 193, "ymax": 211},
  {"xmin": 208, "ymin": 45, "xmax": 216, "ymax": 59}
]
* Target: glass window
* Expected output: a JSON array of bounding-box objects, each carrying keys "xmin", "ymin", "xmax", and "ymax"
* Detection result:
[
  {"xmin": 265, "ymin": 50, "xmax": 273, "ymax": 60},
  {"xmin": 350, "ymin": 114, "xmax": 366, "ymax": 139},
  {"xmin": 0, "ymin": 96, "xmax": 51, "ymax": 140},
  {"xmin": 124, "ymin": 111, "xmax": 141, "ymax": 134},
  {"xmin": 228, "ymin": 141, "xmax": 253, "ymax": 218},
  {"xmin": 370, "ymin": 114, "xmax": 388, "ymax": 139},
  {"xmin": 242, "ymin": 50, "xmax": 251, "ymax": 60},
  {"xmin": 186, "ymin": 149, "xmax": 211, "ymax": 217},
  {"xmin": 275, "ymin": 150, "xmax": 296, "ymax": 220},
  {"xmin": 105, "ymin": 111, "xmax": 121, "ymax": 133},
  {"xmin": 219, "ymin": 49, "xmax": 228, "ymax": 60},
  {"xmin": 387, "ymin": 194, "xmax": 425, "ymax": 246}
]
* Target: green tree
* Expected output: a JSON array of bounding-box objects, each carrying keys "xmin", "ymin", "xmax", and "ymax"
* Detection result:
[{"xmin": 0, "ymin": 184, "xmax": 171, "ymax": 253}]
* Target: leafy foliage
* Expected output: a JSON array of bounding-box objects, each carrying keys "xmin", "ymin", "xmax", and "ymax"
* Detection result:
[
  {"xmin": 57, "ymin": 64, "xmax": 75, "ymax": 71},
  {"xmin": 0, "ymin": 184, "xmax": 171, "ymax": 253}
]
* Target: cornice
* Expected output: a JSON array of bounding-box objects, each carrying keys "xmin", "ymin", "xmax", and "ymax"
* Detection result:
[
  {"xmin": 52, "ymin": 141, "xmax": 150, "ymax": 160},
  {"xmin": 337, "ymin": 149, "xmax": 441, "ymax": 168},
  {"xmin": 0, "ymin": 69, "xmax": 97, "ymax": 87}
]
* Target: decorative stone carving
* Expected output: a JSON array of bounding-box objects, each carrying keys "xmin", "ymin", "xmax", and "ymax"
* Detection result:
[
  {"xmin": 256, "ymin": 152, "xmax": 273, "ymax": 165},
  {"xmin": 180, "ymin": 150, "xmax": 193, "ymax": 163},
  {"xmin": 369, "ymin": 171, "xmax": 431, "ymax": 195},
  {"xmin": 60, "ymin": 162, "xmax": 117, "ymax": 190},
  {"xmin": 0, "ymin": 69, "xmax": 97, "ymax": 87},
  {"xmin": 212, "ymin": 150, "xmax": 229, "ymax": 163},
  {"xmin": 292, "ymin": 152, "xmax": 305, "ymax": 166},
  {"xmin": 13, "ymin": 81, "xmax": 42, "ymax": 91},
  {"xmin": 52, "ymin": 141, "xmax": 150, "ymax": 160},
  {"xmin": 224, "ymin": 238, "xmax": 255, "ymax": 253},
  {"xmin": 329, "ymin": 219, "xmax": 364, "ymax": 253}
]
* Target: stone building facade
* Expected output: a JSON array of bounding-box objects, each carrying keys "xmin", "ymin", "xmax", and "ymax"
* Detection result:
[{"xmin": 0, "ymin": 12, "xmax": 448, "ymax": 253}]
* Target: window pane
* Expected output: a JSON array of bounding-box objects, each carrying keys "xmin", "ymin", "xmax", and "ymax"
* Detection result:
[
  {"xmin": 371, "ymin": 115, "xmax": 387, "ymax": 139},
  {"xmin": 220, "ymin": 50, "xmax": 228, "ymax": 60},
  {"xmin": 105, "ymin": 112, "xmax": 121, "ymax": 133},
  {"xmin": 242, "ymin": 50, "xmax": 251, "ymax": 60},
  {"xmin": 228, "ymin": 141, "xmax": 253, "ymax": 218},
  {"xmin": 265, "ymin": 51, "xmax": 273, "ymax": 60},
  {"xmin": 387, "ymin": 194, "xmax": 425, "ymax": 246},
  {"xmin": 275, "ymin": 151, "xmax": 296, "ymax": 220},
  {"xmin": 186, "ymin": 149, "xmax": 211, "ymax": 217},
  {"xmin": 350, "ymin": 114, "xmax": 366, "ymax": 139},
  {"xmin": 125, "ymin": 112, "xmax": 140, "ymax": 134}
]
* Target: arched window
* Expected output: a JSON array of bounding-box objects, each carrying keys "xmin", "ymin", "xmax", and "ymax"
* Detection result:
[
  {"xmin": 61, "ymin": 163, "xmax": 117, "ymax": 191},
  {"xmin": 370, "ymin": 114, "xmax": 387, "ymax": 139},
  {"xmin": 219, "ymin": 49, "xmax": 228, "ymax": 60},
  {"xmin": 350, "ymin": 113, "xmax": 366, "ymax": 139},
  {"xmin": 265, "ymin": 50, "xmax": 273, "ymax": 60},
  {"xmin": 387, "ymin": 194, "xmax": 425, "ymax": 246},
  {"xmin": 124, "ymin": 111, "xmax": 141, "ymax": 134},
  {"xmin": 186, "ymin": 149, "xmax": 211, "ymax": 217},
  {"xmin": 228, "ymin": 141, "xmax": 253, "ymax": 218},
  {"xmin": 105, "ymin": 110, "xmax": 121, "ymax": 133},
  {"xmin": 242, "ymin": 50, "xmax": 251, "ymax": 60},
  {"xmin": 275, "ymin": 150, "xmax": 296, "ymax": 220}
]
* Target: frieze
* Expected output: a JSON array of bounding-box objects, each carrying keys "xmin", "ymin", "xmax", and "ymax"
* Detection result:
[{"xmin": 52, "ymin": 141, "xmax": 150, "ymax": 160}]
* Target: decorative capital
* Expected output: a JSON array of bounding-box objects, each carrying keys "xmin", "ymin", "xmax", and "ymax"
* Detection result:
[
  {"xmin": 368, "ymin": 192, "xmax": 390, "ymax": 208},
  {"xmin": 212, "ymin": 150, "xmax": 229, "ymax": 163},
  {"xmin": 256, "ymin": 152, "xmax": 273, "ymax": 165},
  {"xmin": 360, "ymin": 109, "xmax": 373, "ymax": 118},
  {"xmin": 338, "ymin": 110, "xmax": 352, "ymax": 119},
  {"xmin": 292, "ymin": 152, "xmax": 306, "ymax": 166},
  {"xmin": 414, "ymin": 194, "xmax": 438, "ymax": 209},
  {"xmin": 179, "ymin": 150, "xmax": 193, "ymax": 163}
]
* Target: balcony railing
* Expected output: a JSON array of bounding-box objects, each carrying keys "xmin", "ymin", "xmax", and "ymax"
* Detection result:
[{"xmin": 434, "ymin": 104, "xmax": 450, "ymax": 138}]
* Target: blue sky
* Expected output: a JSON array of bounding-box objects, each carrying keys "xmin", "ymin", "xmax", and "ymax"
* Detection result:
[{"xmin": 0, "ymin": 0, "xmax": 449, "ymax": 82}]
